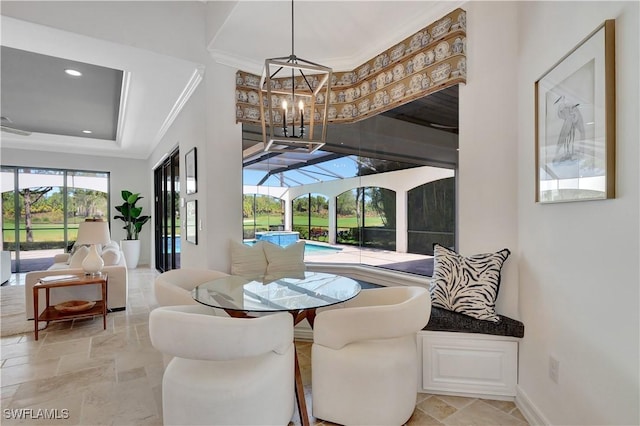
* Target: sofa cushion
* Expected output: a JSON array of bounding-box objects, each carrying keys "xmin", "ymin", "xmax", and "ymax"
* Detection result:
[
  {"xmin": 424, "ymin": 306, "xmax": 525, "ymax": 338},
  {"xmin": 429, "ymin": 244, "xmax": 510, "ymax": 323},
  {"xmin": 263, "ymin": 241, "xmax": 305, "ymax": 275},
  {"xmin": 68, "ymin": 245, "xmax": 89, "ymax": 268},
  {"xmin": 230, "ymin": 240, "xmax": 268, "ymax": 277},
  {"xmin": 101, "ymin": 248, "xmax": 121, "ymax": 266}
]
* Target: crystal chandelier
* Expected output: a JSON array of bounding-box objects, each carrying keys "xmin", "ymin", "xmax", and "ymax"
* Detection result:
[{"xmin": 259, "ymin": 0, "xmax": 332, "ymax": 154}]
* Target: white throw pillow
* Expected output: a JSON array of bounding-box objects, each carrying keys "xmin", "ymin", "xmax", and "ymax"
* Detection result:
[
  {"xmin": 230, "ymin": 240, "xmax": 268, "ymax": 277},
  {"xmin": 69, "ymin": 245, "xmax": 89, "ymax": 268},
  {"xmin": 103, "ymin": 240, "xmax": 119, "ymax": 251},
  {"xmin": 263, "ymin": 241, "xmax": 305, "ymax": 275},
  {"xmin": 101, "ymin": 248, "xmax": 121, "ymax": 266}
]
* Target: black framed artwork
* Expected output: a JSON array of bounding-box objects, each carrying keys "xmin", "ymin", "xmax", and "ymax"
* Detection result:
[
  {"xmin": 185, "ymin": 147, "xmax": 197, "ymax": 195},
  {"xmin": 186, "ymin": 200, "xmax": 198, "ymax": 244}
]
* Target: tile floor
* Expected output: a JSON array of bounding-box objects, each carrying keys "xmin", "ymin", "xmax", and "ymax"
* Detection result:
[{"xmin": 1, "ymin": 268, "xmax": 528, "ymax": 425}]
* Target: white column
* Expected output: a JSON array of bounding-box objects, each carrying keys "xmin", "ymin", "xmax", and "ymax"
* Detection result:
[
  {"xmin": 328, "ymin": 197, "xmax": 336, "ymax": 244},
  {"xmin": 395, "ymin": 190, "xmax": 408, "ymax": 253}
]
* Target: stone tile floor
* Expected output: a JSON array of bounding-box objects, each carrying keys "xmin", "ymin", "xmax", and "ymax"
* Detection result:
[{"xmin": 1, "ymin": 268, "xmax": 528, "ymax": 425}]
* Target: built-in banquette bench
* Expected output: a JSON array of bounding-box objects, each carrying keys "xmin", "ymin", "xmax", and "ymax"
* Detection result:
[{"xmin": 419, "ymin": 306, "xmax": 524, "ymax": 400}]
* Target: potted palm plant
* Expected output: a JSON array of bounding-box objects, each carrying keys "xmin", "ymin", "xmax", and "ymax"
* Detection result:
[{"xmin": 114, "ymin": 190, "xmax": 150, "ymax": 269}]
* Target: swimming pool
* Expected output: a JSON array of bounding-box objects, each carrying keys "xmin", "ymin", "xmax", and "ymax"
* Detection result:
[{"xmin": 244, "ymin": 240, "xmax": 342, "ymax": 255}]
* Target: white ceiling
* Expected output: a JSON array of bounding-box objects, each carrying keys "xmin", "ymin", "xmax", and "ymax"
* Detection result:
[
  {"xmin": 208, "ymin": 1, "xmax": 461, "ymax": 74},
  {"xmin": 0, "ymin": 1, "xmax": 462, "ymax": 160}
]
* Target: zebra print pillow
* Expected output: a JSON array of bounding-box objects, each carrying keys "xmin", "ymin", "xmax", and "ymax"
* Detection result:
[{"xmin": 429, "ymin": 244, "xmax": 511, "ymax": 323}]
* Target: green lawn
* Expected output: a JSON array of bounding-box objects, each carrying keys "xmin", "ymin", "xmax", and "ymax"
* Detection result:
[
  {"xmin": 292, "ymin": 214, "xmax": 329, "ymax": 227},
  {"xmin": 2, "ymin": 223, "xmax": 79, "ymax": 242}
]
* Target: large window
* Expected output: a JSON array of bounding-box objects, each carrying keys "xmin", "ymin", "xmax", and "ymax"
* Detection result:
[
  {"xmin": 241, "ymin": 86, "xmax": 459, "ymax": 276},
  {"xmin": 243, "ymin": 194, "xmax": 284, "ymax": 239},
  {"xmin": 292, "ymin": 193, "xmax": 329, "ymax": 242},
  {"xmin": 1, "ymin": 166, "xmax": 109, "ymax": 272}
]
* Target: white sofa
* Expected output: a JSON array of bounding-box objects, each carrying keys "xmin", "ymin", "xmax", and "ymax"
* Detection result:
[{"xmin": 25, "ymin": 242, "xmax": 128, "ymax": 319}]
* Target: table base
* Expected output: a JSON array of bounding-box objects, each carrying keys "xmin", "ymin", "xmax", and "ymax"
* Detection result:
[{"xmin": 225, "ymin": 308, "xmax": 316, "ymax": 426}]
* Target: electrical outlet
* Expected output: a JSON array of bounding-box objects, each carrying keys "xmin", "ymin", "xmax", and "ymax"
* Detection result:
[{"xmin": 549, "ymin": 356, "xmax": 559, "ymax": 383}]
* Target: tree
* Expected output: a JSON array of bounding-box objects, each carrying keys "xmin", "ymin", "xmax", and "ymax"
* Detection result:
[{"xmin": 20, "ymin": 187, "xmax": 53, "ymax": 242}]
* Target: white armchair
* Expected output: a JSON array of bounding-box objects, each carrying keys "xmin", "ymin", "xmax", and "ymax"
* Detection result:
[
  {"xmin": 149, "ymin": 305, "xmax": 295, "ymax": 426},
  {"xmin": 312, "ymin": 286, "xmax": 431, "ymax": 426},
  {"xmin": 154, "ymin": 268, "xmax": 229, "ymax": 307}
]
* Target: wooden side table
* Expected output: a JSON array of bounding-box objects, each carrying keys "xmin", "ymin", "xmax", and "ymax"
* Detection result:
[{"xmin": 33, "ymin": 274, "xmax": 108, "ymax": 340}]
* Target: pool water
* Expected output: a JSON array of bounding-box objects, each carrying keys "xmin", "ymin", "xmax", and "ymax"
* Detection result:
[{"xmin": 244, "ymin": 240, "xmax": 342, "ymax": 255}]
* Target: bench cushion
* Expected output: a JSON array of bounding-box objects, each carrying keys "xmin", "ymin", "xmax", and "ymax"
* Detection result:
[{"xmin": 424, "ymin": 306, "xmax": 524, "ymax": 338}]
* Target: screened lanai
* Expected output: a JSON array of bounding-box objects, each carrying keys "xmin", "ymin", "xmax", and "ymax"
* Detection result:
[{"xmin": 241, "ymin": 86, "xmax": 459, "ymax": 276}]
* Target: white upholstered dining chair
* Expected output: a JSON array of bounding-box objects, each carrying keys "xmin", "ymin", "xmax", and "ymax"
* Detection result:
[
  {"xmin": 149, "ymin": 305, "xmax": 295, "ymax": 426},
  {"xmin": 311, "ymin": 286, "xmax": 431, "ymax": 425},
  {"xmin": 153, "ymin": 268, "xmax": 229, "ymax": 307}
]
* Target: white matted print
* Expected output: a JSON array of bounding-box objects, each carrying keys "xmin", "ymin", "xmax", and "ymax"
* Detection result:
[{"xmin": 535, "ymin": 20, "xmax": 615, "ymax": 203}]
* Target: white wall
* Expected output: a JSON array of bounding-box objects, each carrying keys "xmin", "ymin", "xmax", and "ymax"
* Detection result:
[
  {"xmin": 515, "ymin": 2, "xmax": 639, "ymax": 425},
  {"xmin": 459, "ymin": 2, "xmax": 520, "ymax": 319},
  {"xmin": 0, "ymin": 148, "xmax": 152, "ymax": 265},
  {"xmin": 201, "ymin": 59, "xmax": 243, "ymax": 272}
]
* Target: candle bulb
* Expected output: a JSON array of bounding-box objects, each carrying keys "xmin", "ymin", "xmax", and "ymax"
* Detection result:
[
  {"xmin": 282, "ymin": 100, "xmax": 288, "ymax": 136},
  {"xmin": 299, "ymin": 100, "xmax": 304, "ymax": 137}
]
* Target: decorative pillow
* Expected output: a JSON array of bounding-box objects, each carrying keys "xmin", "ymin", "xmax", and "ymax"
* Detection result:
[
  {"xmin": 69, "ymin": 245, "xmax": 90, "ymax": 268},
  {"xmin": 101, "ymin": 248, "xmax": 121, "ymax": 266},
  {"xmin": 263, "ymin": 241, "xmax": 305, "ymax": 275},
  {"xmin": 429, "ymin": 244, "xmax": 510, "ymax": 323},
  {"xmin": 103, "ymin": 240, "xmax": 119, "ymax": 252},
  {"xmin": 230, "ymin": 240, "xmax": 268, "ymax": 277}
]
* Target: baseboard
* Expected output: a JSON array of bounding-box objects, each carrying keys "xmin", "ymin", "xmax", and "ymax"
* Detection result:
[{"xmin": 515, "ymin": 385, "xmax": 550, "ymax": 426}]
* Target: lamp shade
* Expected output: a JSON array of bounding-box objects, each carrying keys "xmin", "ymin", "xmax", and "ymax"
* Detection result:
[
  {"xmin": 75, "ymin": 221, "xmax": 111, "ymax": 246},
  {"xmin": 75, "ymin": 221, "xmax": 110, "ymax": 275}
]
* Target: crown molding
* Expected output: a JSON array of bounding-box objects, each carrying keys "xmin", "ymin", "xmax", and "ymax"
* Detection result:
[{"xmin": 154, "ymin": 65, "xmax": 206, "ymax": 146}]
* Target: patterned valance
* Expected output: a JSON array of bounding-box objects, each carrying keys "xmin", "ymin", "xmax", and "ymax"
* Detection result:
[{"xmin": 235, "ymin": 8, "xmax": 466, "ymax": 125}]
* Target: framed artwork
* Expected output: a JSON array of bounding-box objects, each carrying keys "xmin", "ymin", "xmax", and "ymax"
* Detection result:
[
  {"xmin": 185, "ymin": 147, "xmax": 197, "ymax": 195},
  {"xmin": 535, "ymin": 20, "xmax": 615, "ymax": 203},
  {"xmin": 186, "ymin": 200, "xmax": 198, "ymax": 244}
]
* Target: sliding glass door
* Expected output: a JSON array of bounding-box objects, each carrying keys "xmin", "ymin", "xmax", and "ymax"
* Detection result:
[
  {"xmin": 154, "ymin": 149, "xmax": 180, "ymax": 272},
  {"xmin": 1, "ymin": 166, "xmax": 109, "ymax": 273}
]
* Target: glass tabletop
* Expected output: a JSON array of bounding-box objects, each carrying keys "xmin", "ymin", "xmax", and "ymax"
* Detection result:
[{"xmin": 192, "ymin": 271, "xmax": 361, "ymax": 313}]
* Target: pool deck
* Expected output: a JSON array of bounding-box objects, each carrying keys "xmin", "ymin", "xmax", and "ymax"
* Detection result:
[
  {"xmin": 9, "ymin": 243, "xmax": 434, "ymax": 277},
  {"xmin": 304, "ymin": 242, "xmax": 434, "ymax": 276}
]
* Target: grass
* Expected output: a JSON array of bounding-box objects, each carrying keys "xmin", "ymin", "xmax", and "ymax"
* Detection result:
[
  {"xmin": 2, "ymin": 223, "xmax": 79, "ymax": 242},
  {"xmin": 244, "ymin": 214, "xmax": 386, "ymax": 229}
]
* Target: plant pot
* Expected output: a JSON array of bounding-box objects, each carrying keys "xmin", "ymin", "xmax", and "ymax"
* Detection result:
[{"xmin": 120, "ymin": 239, "xmax": 141, "ymax": 269}]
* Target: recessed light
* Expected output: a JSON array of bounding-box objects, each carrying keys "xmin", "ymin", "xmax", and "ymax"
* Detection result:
[
  {"xmin": 65, "ymin": 69, "xmax": 82, "ymax": 77},
  {"xmin": 82, "ymin": 130, "xmax": 92, "ymax": 134}
]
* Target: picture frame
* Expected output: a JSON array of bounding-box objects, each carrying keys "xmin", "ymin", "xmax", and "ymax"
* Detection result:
[
  {"xmin": 185, "ymin": 200, "xmax": 198, "ymax": 244},
  {"xmin": 535, "ymin": 20, "xmax": 615, "ymax": 203},
  {"xmin": 185, "ymin": 147, "xmax": 197, "ymax": 195}
]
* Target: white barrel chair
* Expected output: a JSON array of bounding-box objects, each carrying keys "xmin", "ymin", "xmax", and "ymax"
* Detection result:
[
  {"xmin": 154, "ymin": 268, "xmax": 229, "ymax": 307},
  {"xmin": 311, "ymin": 286, "xmax": 431, "ymax": 426},
  {"xmin": 149, "ymin": 305, "xmax": 295, "ymax": 426}
]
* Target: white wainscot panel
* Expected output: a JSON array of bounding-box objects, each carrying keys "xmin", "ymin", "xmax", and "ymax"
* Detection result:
[{"xmin": 421, "ymin": 331, "xmax": 518, "ymax": 398}]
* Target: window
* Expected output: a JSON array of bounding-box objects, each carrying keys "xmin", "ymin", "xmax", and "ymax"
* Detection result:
[
  {"xmin": 241, "ymin": 86, "xmax": 459, "ymax": 275},
  {"xmin": 1, "ymin": 166, "xmax": 109, "ymax": 272}
]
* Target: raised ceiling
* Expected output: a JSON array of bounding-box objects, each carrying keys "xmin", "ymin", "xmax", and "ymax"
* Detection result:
[
  {"xmin": 0, "ymin": 1, "xmax": 462, "ymax": 160},
  {"xmin": 1, "ymin": 46, "xmax": 123, "ymax": 141}
]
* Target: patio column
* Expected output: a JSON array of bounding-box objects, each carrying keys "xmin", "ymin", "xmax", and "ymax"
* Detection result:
[
  {"xmin": 328, "ymin": 197, "xmax": 336, "ymax": 244},
  {"xmin": 396, "ymin": 190, "xmax": 408, "ymax": 253},
  {"xmin": 283, "ymin": 193, "xmax": 292, "ymax": 232}
]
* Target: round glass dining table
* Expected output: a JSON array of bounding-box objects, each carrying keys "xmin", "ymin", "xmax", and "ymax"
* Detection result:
[
  {"xmin": 192, "ymin": 271, "xmax": 361, "ymax": 426},
  {"xmin": 191, "ymin": 271, "xmax": 361, "ymax": 321}
]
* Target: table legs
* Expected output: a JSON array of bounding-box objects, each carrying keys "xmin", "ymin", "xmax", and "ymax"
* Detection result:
[
  {"xmin": 293, "ymin": 348, "xmax": 310, "ymax": 426},
  {"xmin": 224, "ymin": 308, "xmax": 314, "ymax": 426},
  {"xmin": 289, "ymin": 308, "xmax": 316, "ymax": 426}
]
